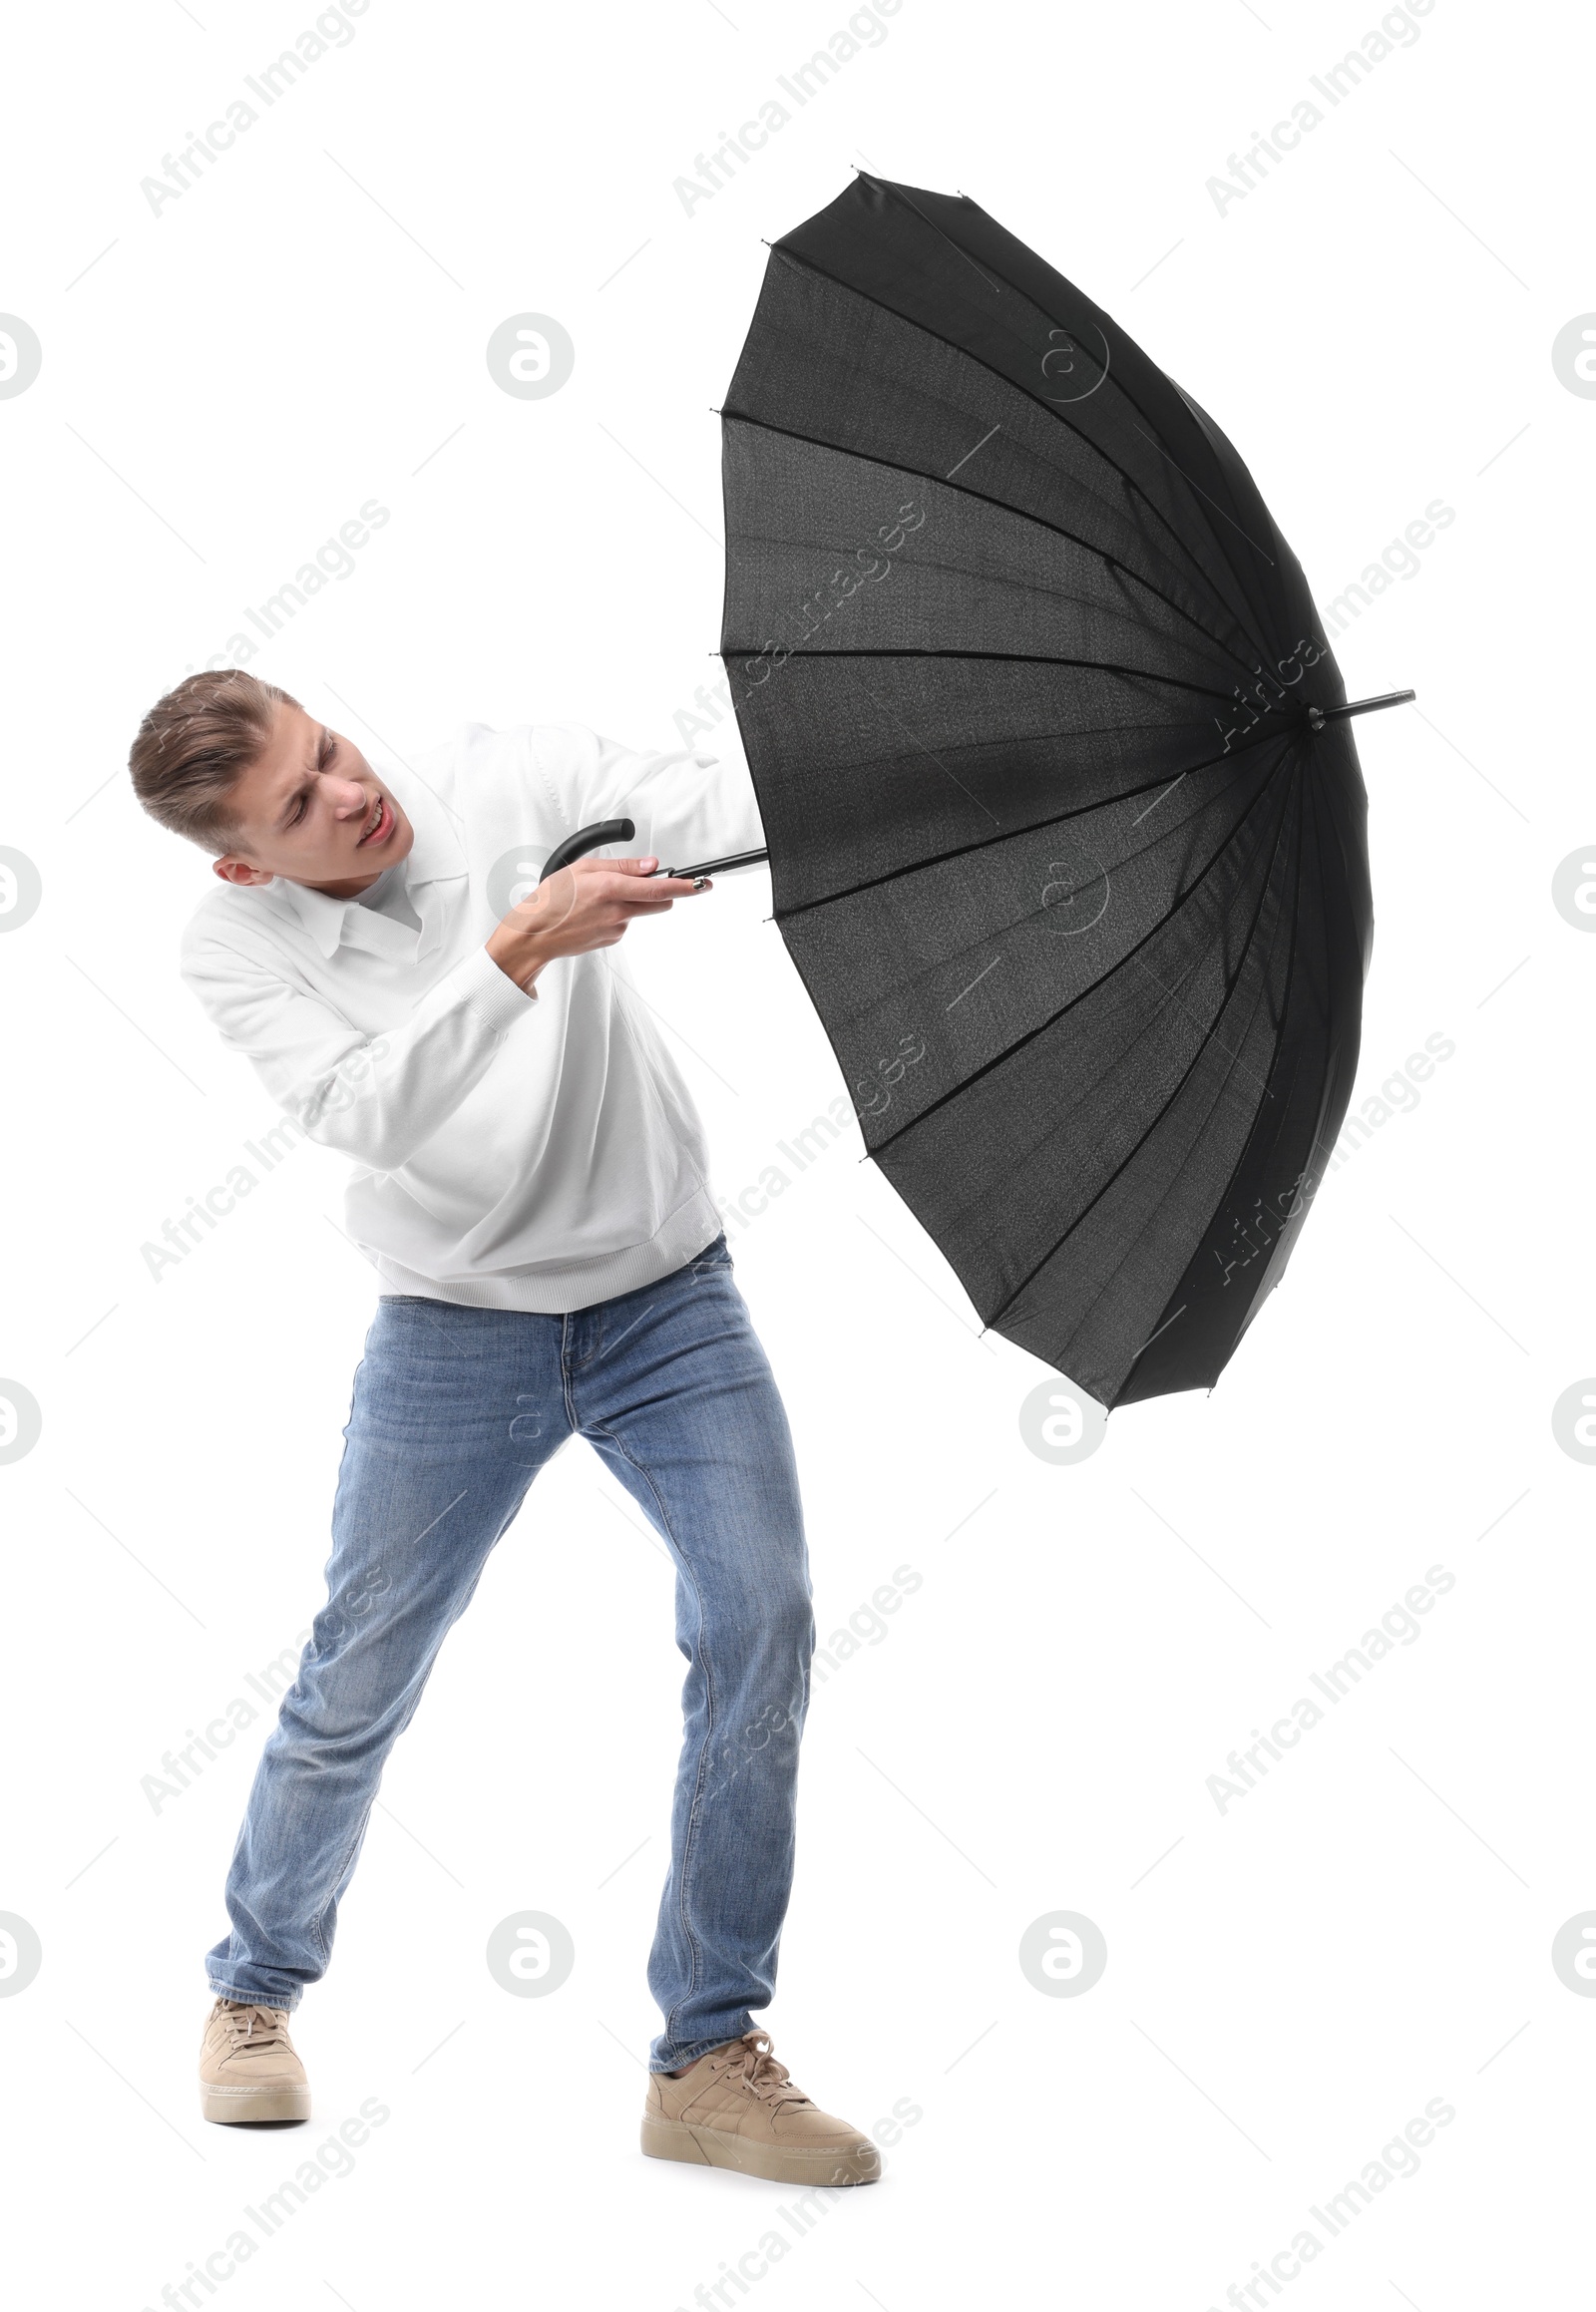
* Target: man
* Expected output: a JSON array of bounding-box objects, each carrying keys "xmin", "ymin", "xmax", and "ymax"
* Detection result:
[{"xmin": 128, "ymin": 668, "xmax": 879, "ymax": 2188}]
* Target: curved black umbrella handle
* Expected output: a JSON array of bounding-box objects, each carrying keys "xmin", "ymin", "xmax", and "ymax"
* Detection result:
[{"xmin": 538, "ymin": 818, "xmax": 635, "ymax": 882}]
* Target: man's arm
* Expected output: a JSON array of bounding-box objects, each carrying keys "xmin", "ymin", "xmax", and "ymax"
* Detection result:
[
  {"xmin": 185, "ymin": 860, "xmax": 704, "ymax": 1172},
  {"xmin": 183, "ymin": 931, "xmax": 536, "ymax": 1172}
]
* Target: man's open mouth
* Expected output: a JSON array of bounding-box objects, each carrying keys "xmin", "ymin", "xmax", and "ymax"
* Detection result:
[{"xmin": 356, "ymin": 793, "xmax": 394, "ymax": 848}]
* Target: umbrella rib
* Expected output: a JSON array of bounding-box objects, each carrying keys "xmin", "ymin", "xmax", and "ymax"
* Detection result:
[
  {"xmin": 981, "ymin": 767, "xmax": 1304, "ymax": 1338},
  {"xmin": 1005, "ymin": 823, "xmax": 1302, "ymax": 1369},
  {"xmin": 863, "ymin": 748, "xmax": 1293, "ymax": 1161},
  {"xmin": 1306, "ymin": 726, "xmax": 1374, "ymax": 963},
  {"xmin": 1298, "ymin": 764, "xmax": 1375, "ymax": 1162},
  {"xmin": 972, "ymin": 775, "xmax": 1299, "ymax": 1341},
  {"xmin": 1117, "ymin": 773, "xmax": 1317, "ymax": 1389},
  {"xmin": 814, "ymin": 198, "xmax": 1284, "ymax": 598},
  {"xmin": 861, "ymin": 171, "xmax": 1005, "ymax": 296},
  {"xmin": 1014, "ymin": 787, "xmax": 1304, "ymax": 1383},
  {"xmin": 768, "ymin": 710, "xmax": 1301, "ymax": 923},
  {"xmin": 1128, "ymin": 953, "xmax": 1275, "ymax": 1100},
  {"xmin": 1267, "ymin": 759, "xmax": 1361, "ymax": 1192},
  {"xmin": 791, "ymin": 744, "xmax": 1258, "ymax": 1054},
  {"xmin": 1002, "ymin": 678, "xmax": 1357, "ymax": 1386},
  {"xmin": 799, "ymin": 747, "xmax": 1264, "ymax": 1021},
  {"xmin": 872, "ymin": 187, "xmax": 1166, "ymax": 457},
  {"xmin": 1127, "ymin": 420, "xmax": 1276, "ymax": 567},
  {"xmin": 720, "ymin": 406, "xmax": 1277, "ymax": 696},
  {"xmin": 722, "ymin": 636, "xmax": 1247, "ymax": 711},
  {"xmin": 760, "ymin": 245, "xmax": 1282, "ymax": 680},
  {"xmin": 860, "ymin": 682, "xmax": 1002, "ymax": 826}
]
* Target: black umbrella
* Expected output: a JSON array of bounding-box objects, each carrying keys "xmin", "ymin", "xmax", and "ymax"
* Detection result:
[{"xmin": 555, "ymin": 175, "xmax": 1411, "ymax": 1410}]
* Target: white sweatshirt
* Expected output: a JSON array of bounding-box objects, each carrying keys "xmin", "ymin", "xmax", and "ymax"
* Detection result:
[{"xmin": 180, "ymin": 720, "xmax": 764, "ymax": 1311}]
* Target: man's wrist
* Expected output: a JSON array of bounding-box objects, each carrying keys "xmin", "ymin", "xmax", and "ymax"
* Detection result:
[{"xmin": 485, "ymin": 926, "xmax": 550, "ymax": 994}]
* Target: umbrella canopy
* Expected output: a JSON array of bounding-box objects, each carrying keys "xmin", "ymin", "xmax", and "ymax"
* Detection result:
[{"xmin": 714, "ymin": 173, "xmax": 1397, "ymax": 1410}]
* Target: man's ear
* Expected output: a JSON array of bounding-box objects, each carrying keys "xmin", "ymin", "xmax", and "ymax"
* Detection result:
[{"xmin": 211, "ymin": 856, "xmax": 274, "ymax": 887}]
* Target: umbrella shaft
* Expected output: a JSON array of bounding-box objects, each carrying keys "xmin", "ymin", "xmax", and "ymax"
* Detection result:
[
  {"xmin": 651, "ymin": 847, "xmax": 771, "ymax": 880},
  {"xmin": 652, "ymin": 691, "xmax": 1414, "ymax": 881},
  {"xmin": 649, "ymin": 690, "xmax": 1414, "ymax": 879},
  {"xmin": 1320, "ymin": 689, "xmax": 1416, "ymax": 722}
]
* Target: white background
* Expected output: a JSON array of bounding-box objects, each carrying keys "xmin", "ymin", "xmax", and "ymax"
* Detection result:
[{"xmin": 1, "ymin": 0, "xmax": 1589, "ymax": 2305}]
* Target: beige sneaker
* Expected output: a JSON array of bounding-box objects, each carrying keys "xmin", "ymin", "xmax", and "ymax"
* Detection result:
[
  {"xmin": 641, "ymin": 2030, "xmax": 881, "ymax": 2186},
  {"xmin": 199, "ymin": 1998, "xmax": 311, "ymax": 2124}
]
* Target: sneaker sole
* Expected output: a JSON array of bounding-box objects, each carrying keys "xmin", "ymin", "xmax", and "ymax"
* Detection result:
[
  {"xmin": 200, "ymin": 2084, "xmax": 311, "ymax": 2124},
  {"xmin": 640, "ymin": 2115, "xmax": 880, "ymax": 2186}
]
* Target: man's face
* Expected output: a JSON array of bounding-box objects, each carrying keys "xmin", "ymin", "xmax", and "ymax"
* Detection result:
[{"xmin": 210, "ymin": 701, "xmax": 414, "ymax": 896}]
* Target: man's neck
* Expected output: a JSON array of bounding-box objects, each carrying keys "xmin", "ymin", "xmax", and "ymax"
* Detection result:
[{"xmin": 299, "ymin": 865, "xmax": 390, "ymax": 900}]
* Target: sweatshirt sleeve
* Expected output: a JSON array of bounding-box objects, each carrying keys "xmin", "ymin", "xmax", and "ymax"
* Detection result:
[
  {"xmin": 540, "ymin": 723, "xmax": 767, "ymax": 874},
  {"xmin": 181, "ymin": 929, "xmax": 537, "ymax": 1173}
]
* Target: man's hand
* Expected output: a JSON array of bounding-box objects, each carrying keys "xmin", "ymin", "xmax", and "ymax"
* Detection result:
[{"xmin": 486, "ymin": 854, "xmax": 710, "ymax": 993}]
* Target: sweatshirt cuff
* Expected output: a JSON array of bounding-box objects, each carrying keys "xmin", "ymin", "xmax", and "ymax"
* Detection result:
[{"xmin": 454, "ymin": 942, "xmax": 540, "ymax": 1029}]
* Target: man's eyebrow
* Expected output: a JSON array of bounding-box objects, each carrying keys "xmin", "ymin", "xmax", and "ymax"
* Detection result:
[{"xmin": 275, "ymin": 726, "xmax": 332, "ymax": 826}]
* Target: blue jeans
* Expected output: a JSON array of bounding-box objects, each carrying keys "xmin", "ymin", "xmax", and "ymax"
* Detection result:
[{"xmin": 205, "ymin": 1234, "xmax": 815, "ymax": 2071}]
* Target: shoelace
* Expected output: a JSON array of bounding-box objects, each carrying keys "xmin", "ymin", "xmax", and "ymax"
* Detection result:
[
  {"xmin": 707, "ymin": 2031, "xmax": 812, "ymax": 2112},
  {"xmin": 216, "ymin": 2001, "xmax": 291, "ymax": 2056}
]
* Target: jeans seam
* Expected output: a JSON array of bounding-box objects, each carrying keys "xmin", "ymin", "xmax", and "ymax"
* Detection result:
[
  {"xmin": 585, "ymin": 1421, "xmax": 715, "ymax": 2049},
  {"xmin": 560, "ymin": 1314, "xmax": 580, "ymax": 1428},
  {"xmin": 311, "ymin": 1796, "xmax": 373, "ymax": 1972}
]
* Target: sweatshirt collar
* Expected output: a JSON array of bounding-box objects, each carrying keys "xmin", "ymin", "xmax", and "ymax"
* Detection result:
[{"xmin": 269, "ymin": 760, "xmax": 466, "ymax": 963}]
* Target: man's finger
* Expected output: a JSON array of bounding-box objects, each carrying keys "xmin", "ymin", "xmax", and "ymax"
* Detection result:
[
  {"xmin": 613, "ymin": 873, "xmax": 705, "ymax": 904},
  {"xmin": 607, "ymin": 860, "xmax": 709, "ymax": 892}
]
